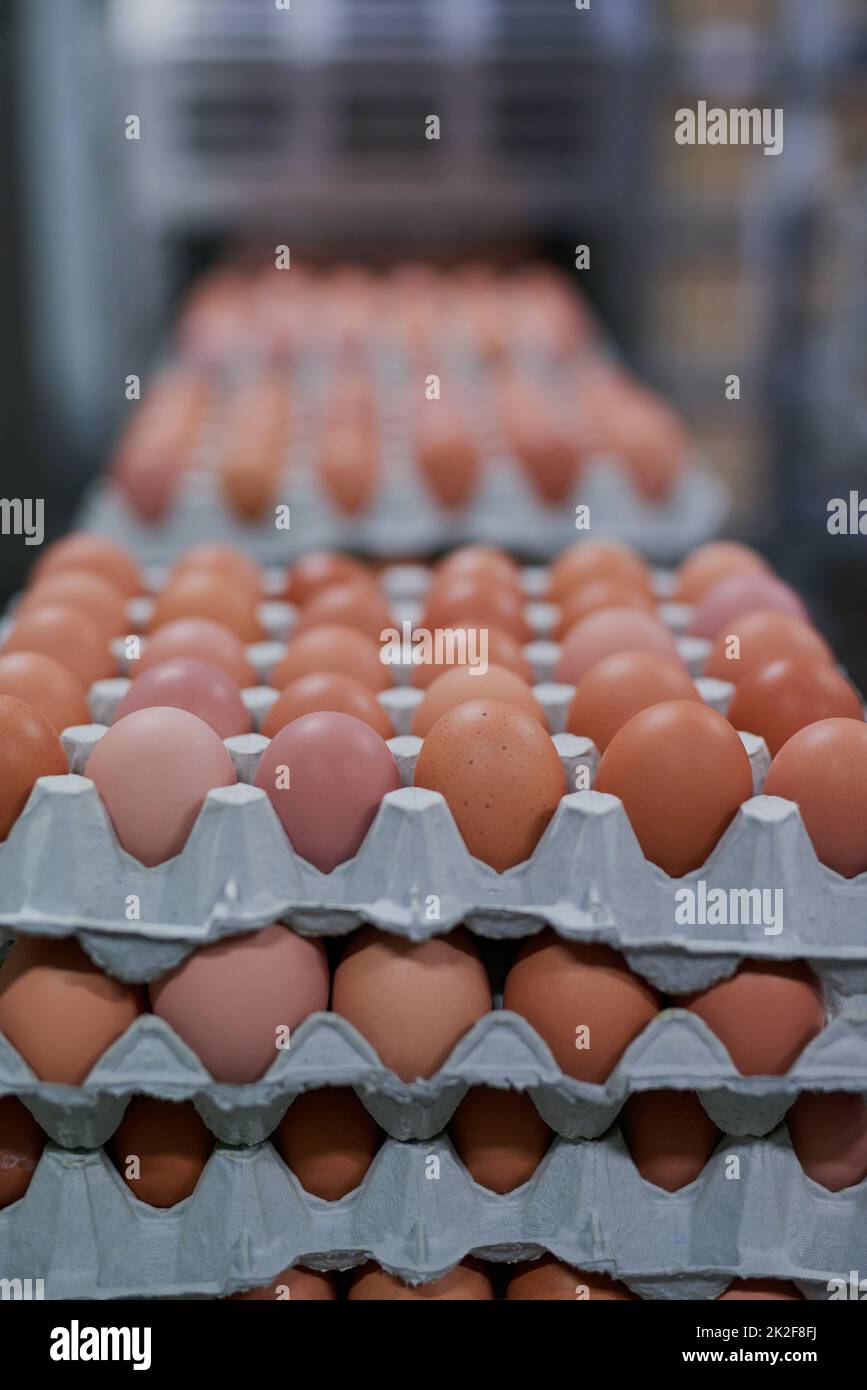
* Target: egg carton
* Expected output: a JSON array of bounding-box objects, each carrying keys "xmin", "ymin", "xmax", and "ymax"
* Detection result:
[
  {"xmin": 1, "ymin": 1003, "xmax": 866, "ymax": 1150},
  {"xmin": 0, "ymin": 1120, "xmax": 859, "ymax": 1299}
]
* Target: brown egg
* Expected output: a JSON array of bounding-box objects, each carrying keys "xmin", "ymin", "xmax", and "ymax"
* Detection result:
[
  {"xmin": 554, "ymin": 579, "xmax": 654, "ymax": 640},
  {"xmin": 548, "ymin": 540, "xmax": 652, "ymax": 603},
  {"xmin": 0, "ymin": 653, "xmax": 89, "ymax": 736},
  {"xmin": 422, "ymin": 575, "xmax": 532, "ymax": 643},
  {"xmin": 410, "ymin": 622, "xmax": 532, "ymax": 690},
  {"xmin": 263, "ymin": 672, "xmax": 393, "ymax": 739},
  {"xmin": 414, "ymin": 700, "xmax": 565, "ymax": 871},
  {"xmin": 619, "ymin": 1090, "xmax": 720, "ymax": 1191},
  {"xmin": 0, "ymin": 695, "xmax": 67, "ymax": 837},
  {"xmin": 704, "ymin": 610, "xmax": 833, "ymax": 684},
  {"xmin": 504, "ymin": 934, "xmax": 660, "ymax": 1083},
  {"xmin": 728, "ymin": 658, "xmax": 863, "ymax": 755},
  {"xmin": 764, "ymin": 718, "xmax": 867, "ymax": 877},
  {"xmin": 434, "ymin": 545, "xmax": 522, "ymax": 594},
  {"xmin": 228, "ymin": 1267, "xmax": 337, "ymax": 1301},
  {"xmin": 675, "ymin": 542, "xmax": 770, "ymax": 604},
  {"xmin": 449, "ymin": 1087, "xmax": 551, "ymax": 1192},
  {"xmin": 786, "ymin": 1092, "xmax": 867, "ymax": 1192},
  {"xmin": 719, "ymin": 1280, "xmax": 804, "ymax": 1301},
  {"xmin": 286, "ymin": 552, "xmax": 372, "ymax": 606},
  {"xmin": 498, "ymin": 380, "xmax": 577, "ymax": 503},
  {"xmin": 349, "ymin": 1260, "xmax": 494, "ymax": 1300},
  {"xmin": 682, "ymin": 961, "xmax": 825, "ymax": 1075},
  {"xmin": 220, "ymin": 434, "xmax": 283, "ymax": 522},
  {"xmin": 107, "ymin": 1097, "xmax": 213, "ymax": 1207},
  {"xmin": 30, "ymin": 533, "xmax": 142, "ymax": 597},
  {"xmin": 594, "ymin": 701, "xmax": 753, "ymax": 877},
  {"xmin": 169, "ymin": 544, "xmax": 263, "ymax": 600},
  {"xmin": 331, "ymin": 927, "xmax": 491, "ymax": 1082},
  {"xmin": 137, "ymin": 618, "xmax": 256, "ymax": 687},
  {"xmin": 149, "ymin": 572, "xmax": 264, "ymax": 644},
  {"xmin": 319, "ymin": 424, "xmax": 379, "ymax": 516},
  {"xmin": 293, "ymin": 582, "xmax": 393, "ymax": 644},
  {"xmin": 274, "ymin": 1087, "xmax": 382, "ymax": 1199},
  {"xmin": 416, "ymin": 409, "xmax": 481, "ymax": 510},
  {"xmin": 22, "ymin": 569, "xmax": 128, "ymax": 639},
  {"xmin": 412, "ymin": 665, "xmax": 546, "ymax": 738},
  {"xmin": 566, "ymin": 652, "xmax": 700, "ymax": 752},
  {"xmin": 0, "ymin": 1096, "xmax": 46, "ymax": 1206},
  {"xmin": 507, "ymin": 1258, "xmax": 638, "ymax": 1301},
  {"xmin": 0, "ymin": 937, "xmax": 145, "ymax": 1083},
  {"xmin": 270, "ymin": 625, "xmax": 390, "ymax": 694},
  {"xmin": 555, "ymin": 608, "xmax": 681, "ymax": 686},
  {"xmin": 1, "ymin": 604, "xmax": 115, "ymax": 689}
]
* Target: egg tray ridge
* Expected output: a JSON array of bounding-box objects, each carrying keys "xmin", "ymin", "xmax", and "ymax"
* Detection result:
[
  {"xmin": 4, "ymin": 758, "xmax": 867, "ymax": 993},
  {"xmin": 0, "ymin": 1122, "xmax": 859, "ymax": 1300},
  {"xmin": 1, "ymin": 1005, "xmax": 866, "ymax": 1150}
]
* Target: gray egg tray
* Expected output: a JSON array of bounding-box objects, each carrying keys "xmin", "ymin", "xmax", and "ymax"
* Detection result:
[
  {"xmin": 0, "ymin": 1117, "xmax": 858, "ymax": 1300},
  {"xmin": 1, "ymin": 1002, "xmax": 865, "ymax": 1151}
]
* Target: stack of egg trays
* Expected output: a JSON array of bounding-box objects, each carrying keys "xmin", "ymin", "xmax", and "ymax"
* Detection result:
[
  {"xmin": 75, "ymin": 348, "xmax": 727, "ymax": 564},
  {"xmin": 1, "ymin": 566, "xmax": 866, "ymax": 1297}
]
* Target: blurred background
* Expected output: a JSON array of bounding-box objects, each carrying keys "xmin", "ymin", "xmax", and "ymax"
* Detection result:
[{"xmin": 0, "ymin": 0, "xmax": 865, "ymax": 676}]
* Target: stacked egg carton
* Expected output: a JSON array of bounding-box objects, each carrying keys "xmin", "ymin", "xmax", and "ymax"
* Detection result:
[{"xmin": 1, "ymin": 559, "xmax": 865, "ymax": 1298}]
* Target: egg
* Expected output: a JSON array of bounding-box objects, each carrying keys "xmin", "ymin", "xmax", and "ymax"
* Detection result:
[
  {"xmin": 0, "ymin": 1096, "xmax": 46, "ymax": 1206},
  {"xmin": 293, "ymin": 582, "xmax": 393, "ymax": 644},
  {"xmin": 149, "ymin": 924, "xmax": 329, "ymax": 1083},
  {"xmin": 0, "ymin": 937, "xmax": 145, "ymax": 1083},
  {"xmin": 595, "ymin": 701, "xmax": 752, "ymax": 876},
  {"xmin": 254, "ymin": 712, "xmax": 399, "ymax": 871},
  {"xmin": 169, "ymin": 544, "xmax": 263, "ymax": 600},
  {"xmin": 0, "ymin": 652, "xmax": 89, "ymax": 735},
  {"xmin": 619, "ymin": 1090, "xmax": 720, "ymax": 1191},
  {"xmin": 554, "ymin": 579, "xmax": 654, "ymax": 640},
  {"xmin": 566, "ymin": 652, "xmax": 700, "ymax": 752},
  {"xmin": 547, "ymin": 540, "xmax": 652, "ymax": 603},
  {"xmin": 113, "ymin": 440, "xmax": 182, "ymax": 522},
  {"xmin": 21, "ymin": 569, "xmax": 128, "ymax": 639},
  {"xmin": 719, "ymin": 1280, "xmax": 804, "ymax": 1301},
  {"xmin": 0, "ymin": 695, "xmax": 67, "ymax": 837},
  {"xmin": 331, "ymin": 927, "xmax": 491, "ymax": 1082},
  {"xmin": 319, "ymin": 424, "xmax": 379, "ymax": 516},
  {"xmin": 269, "ymin": 626, "xmax": 390, "ymax": 694},
  {"xmin": 411, "ymin": 665, "xmax": 546, "ymax": 738},
  {"xmin": 137, "ymin": 618, "xmax": 256, "ymax": 687},
  {"xmin": 786, "ymin": 1092, "xmax": 867, "ymax": 1192},
  {"xmin": 31, "ymin": 533, "xmax": 142, "ymax": 597},
  {"xmin": 435, "ymin": 545, "xmax": 522, "ymax": 593},
  {"xmin": 422, "ymin": 574, "xmax": 532, "ymax": 643},
  {"xmin": 764, "ymin": 719, "xmax": 867, "ymax": 877},
  {"xmin": 416, "ymin": 409, "xmax": 481, "ymax": 510},
  {"xmin": 1, "ymin": 604, "xmax": 115, "ymax": 689},
  {"xmin": 449, "ymin": 1086, "xmax": 551, "ymax": 1192},
  {"xmin": 554, "ymin": 608, "xmax": 681, "ymax": 685},
  {"xmin": 285, "ymin": 552, "xmax": 372, "ymax": 606},
  {"xmin": 689, "ymin": 572, "xmax": 809, "ymax": 640},
  {"xmin": 228, "ymin": 1267, "xmax": 337, "ymax": 1301},
  {"xmin": 507, "ymin": 1259, "xmax": 638, "ymax": 1301},
  {"xmin": 682, "ymin": 961, "xmax": 825, "ymax": 1075},
  {"xmin": 149, "ymin": 571, "xmax": 264, "ymax": 644},
  {"xmin": 114, "ymin": 658, "xmax": 252, "ymax": 739},
  {"xmin": 414, "ymin": 700, "xmax": 565, "ymax": 871},
  {"xmin": 220, "ymin": 434, "xmax": 282, "ymax": 522},
  {"xmin": 274, "ymin": 1087, "xmax": 382, "ymax": 1199},
  {"xmin": 107, "ymin": 1097, "xmax": 213, "ymax": 1207},
  {"xmin": 348, "ymin": 1260, "xmax": 494, "ymax": 1300},
  {"xmin": 504, "ymin": 934, "xmax": 660, "ymax": 1082},
  {"xmin": 263, "ymin": 672, "xmax": 393, "ymax": 740},
  {"xmin": 728, "ymin": 658, "xmax": 863, "ymax": 755},
  {"xmin": 86, "ymin": 707, "xmax": 237, "ymax": 866},
  {"xmin": 410, "ymin": 622, "xmax": 532, "ymax": 690},
  {"xmin": 704, "ymin": 610, "xmax": 833, "ymax": 684},
  {"xmin": 674, "ymin": 541, "xmax": 770, "ymax": 603}
]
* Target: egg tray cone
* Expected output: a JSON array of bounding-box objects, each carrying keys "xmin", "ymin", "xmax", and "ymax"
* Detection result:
[
  {"xmin": 1, "ymin": 1006, "xmax": 866, "ymax": 1150},
  {"xmin": 0, "ymin": 1123, "xmax": 858, "ymax": 1300},
  {"xmin": 4, "ymin": 756, "xmax": 867, "ymax": 992}
]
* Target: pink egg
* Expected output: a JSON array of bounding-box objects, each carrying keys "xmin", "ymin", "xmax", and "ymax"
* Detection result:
[
  {"xmin": 149, "ymin": 924, "xmax": 329, "ymax": 1082},
  {"xmin": 114, "ymin": 659, "xmax": 252, "ymax": 739},
  {"xmin": 254, "ymin": 711, "xmax": 400, "ymax": 872},
  {"xmin": 86, "ymin": 707, "xmax": 236, "ymax": 866},
  {"xmin": 554, "ymin": 608, "xmax": 682, "ymax": 685},
  {"xmin": 689, "ymin": 573, "xmax": 809, "ymax": 640},
  {"xmin": 136, "ymin": 618, "xmax": 256, "ymax": 688}
]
